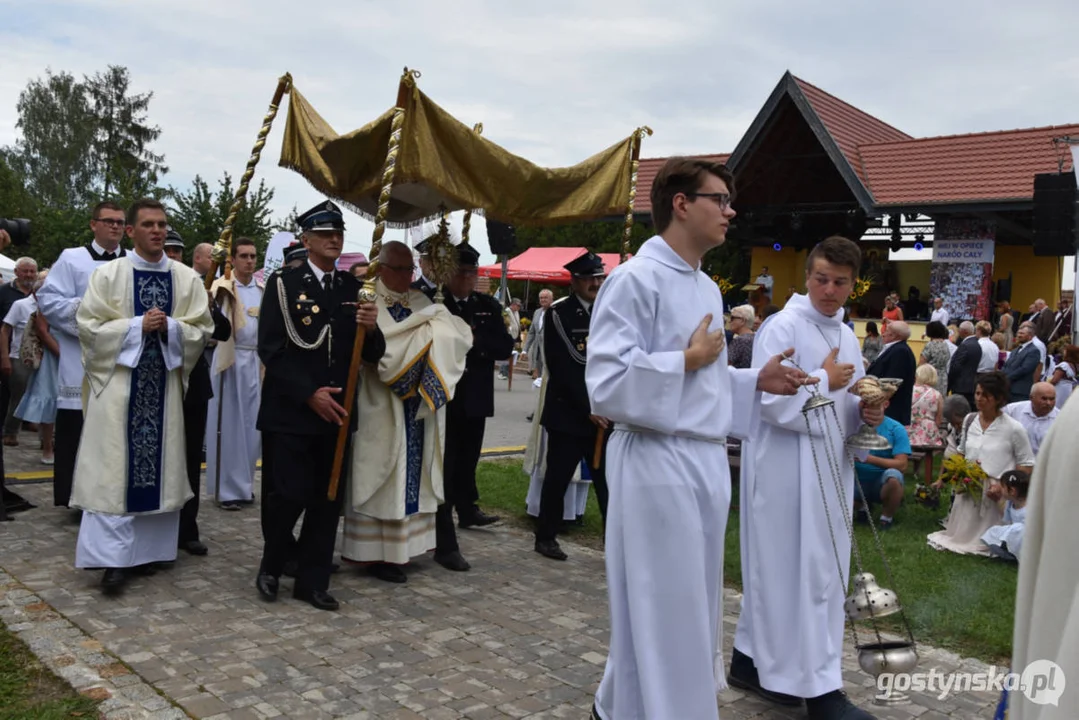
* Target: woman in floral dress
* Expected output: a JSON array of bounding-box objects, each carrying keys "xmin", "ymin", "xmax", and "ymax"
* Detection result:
[
  {"xmin": 919, "ymin": 321, "xmax": 951, "ymax": 396},
  {"xmin": 908, "ymin": 364, "xmax": 944, "ymax": 447}
]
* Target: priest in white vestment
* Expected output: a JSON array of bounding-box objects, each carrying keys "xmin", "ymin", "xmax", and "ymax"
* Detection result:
[
  {"xmin": 585, "ymin": 158, "xmax": 811, "ymax": 720},
  {"xmin": 343, "ymin": 241, "xmax": 471, "ymax": 582},
  {"xmin": 36, "ymin": 201, "xmax": 128, "ymax": 508},
  {"xmin": 206, "ymin": 238, "xmax": 264, "ymax": 507},
  {"xmin": 70, "ymin": 199, "xmax": 213, "ymax": 594},
  {"xmin": 733, "ymin": 236, "xmax": 881, "ymax": 720},
  {"xmin": 1009, "ymin": 394, "xmax": 1079, "ymax": 718}
]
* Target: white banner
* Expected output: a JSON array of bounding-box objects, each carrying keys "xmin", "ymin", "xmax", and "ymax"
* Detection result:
[
  {"xmin": 932, "ymin": 238, "xmax": 995, "ymax": 264},
  {"xmin": 260, "ymin": 231, "xmax": 295, "ymax": 277}
]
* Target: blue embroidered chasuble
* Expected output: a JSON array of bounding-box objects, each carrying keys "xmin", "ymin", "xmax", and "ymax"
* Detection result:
[
  {"xmin": 386, "ymin": 302, "xmax": 424, "ymax": 516},
  {"xmin": 126, "ymin": 269, "xmax": 173, "ymax": 513}
]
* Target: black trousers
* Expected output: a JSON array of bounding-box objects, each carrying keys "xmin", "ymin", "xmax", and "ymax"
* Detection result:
[
  {"xmin": 179, "ymin": 394, "xmax": 209, "ymax": 545},
  {"xmin": 53, "ymin": 409, "xmax": 83, "ymax": 507},
  {"xmin": 535, "ymin": 428, "xmax": 609, "ymax": 544},
  {"xmin": 435, "ymin": 414, "xmax": 487, "ymax": 553},
  {"xmin": 259, "ymin": 431, "xmax": 345, "ymax": 592}
]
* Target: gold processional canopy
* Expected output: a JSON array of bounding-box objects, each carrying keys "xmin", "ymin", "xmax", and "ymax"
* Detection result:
[{"xmin": 278, "ymin": 71, "xmax": 649, "ymax": 229}]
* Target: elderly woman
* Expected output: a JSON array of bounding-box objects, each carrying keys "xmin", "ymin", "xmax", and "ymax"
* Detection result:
[
  {"xmin": 726, "ymin": 304, "xmax": 756, "ymax": 369},
  {"xmin": 941, "ymin": 394, "xmax": 972, "ymax": 459},
  {"xmin": 1049, "ymin": 344, "xmax": 1078, "ymax": 409},
  {"xmin": 919, "ymin": 320, "xmax": 950, "ymax": 396},
  {"xmin": 927, "ymin": 372, "xmax": 1035, "ymax": 556}
]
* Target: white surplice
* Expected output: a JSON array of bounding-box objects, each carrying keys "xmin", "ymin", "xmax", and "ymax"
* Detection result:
[
  {"xmin": 36, "ymin": 243, "xmax": 123, "ymax": 410},
  {"xmin": 585, "ymin": 236, "xmax": 761, "ymax": 720},
  {"xmin": 343, "ymin": 282, "xmax": 471, "ymax": 564},
  {"xmin": 205, "ymin": 277, "xmax": 263, "ymax": 503},
  {"xmin": 734, "ymin": 292, "xmax": 865, "ymax": 700},
  {"xmin": 72, "ymin": 253, "xmax": 213, "ymax": 569},
  {"xmin": 1011, "ymin": 395, "xmax": 1079, "ymax": 719}
]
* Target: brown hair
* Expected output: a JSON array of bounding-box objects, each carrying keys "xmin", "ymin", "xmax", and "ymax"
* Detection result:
[
  {"xmin": 126, "ymin": 198, "xmax": 166, "ymax": 226},
  {"xmin": 805, "ymin": 236, "xmax": 861, "ymax": 277},
  {"xmin": 650, "ymin": 157, "xmax": 735, "ymax": 234},
  {"xmin": 975, "ymin": 370, "xmax": 1010, "ymax": 408},
  {"xmin": 231, "ymin": 237, "xmax": 256, "ymax": 257},
  {"xmin": 92, "ymin": 200, "xmax": 124, "ymax": 219},
  {"xmin": 1063, "ymin": 344, "xmax": 1079, "ymax": 365}
]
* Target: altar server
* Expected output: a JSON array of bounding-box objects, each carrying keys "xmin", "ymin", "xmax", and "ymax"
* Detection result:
[{"xmin": 585, "ymin": 157, "xmax": 810, "ymax": 720}]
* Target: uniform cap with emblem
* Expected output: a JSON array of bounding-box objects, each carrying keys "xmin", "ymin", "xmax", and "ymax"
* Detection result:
[
  {"xmin": 414, "ymin": 238, "xmax": 431, "ymax": 256},
  {"xmin": 298, "ymin": 200, "xmax": 345, "ymax": 233},
  {"xmin": 284, "ymin": 241, "xmax": 308, "ymax": 264},
  {"xmin": 164, "ymin": 227, "xmax": 184, "ymax": 250},
  {"xmin": 563, "ymin": 251, "xmax": 606, "ymax": 278},
  {"xmin": 455, "ymin": 243, "xmax": 481, "ymax": 268}
]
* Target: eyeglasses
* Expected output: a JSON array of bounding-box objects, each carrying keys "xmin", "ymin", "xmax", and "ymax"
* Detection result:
[
  {"xmin": 94, "ymin": 218, "xmax": 125, "ymax": 227},
  {"xmin": 685, "ymin": 192, "xmax": 732, "ymax": 210}
]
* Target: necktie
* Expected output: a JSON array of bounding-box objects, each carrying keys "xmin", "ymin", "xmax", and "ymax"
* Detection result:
[{"xmin": 322, "ymin": 273, "xmax": 333, "ymax": 293}]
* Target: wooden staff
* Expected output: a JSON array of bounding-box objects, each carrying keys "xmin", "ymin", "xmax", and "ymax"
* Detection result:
[
  {"xmin": 592, "ymin": 427, "xmax": 604, "ymax": 469},
  {"xmin": 205, "ymin": 73, "xmax": 291, "ymax": 290},
  {"xmin": 328, "ymin": 68, "xmax": 419, "ymax": 501}
]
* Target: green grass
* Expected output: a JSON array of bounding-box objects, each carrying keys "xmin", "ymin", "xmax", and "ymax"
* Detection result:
[
  {"xmin": 477, "ymin": 457, "xmax": 1016, "ymax": 665},
  {"xmin": 0, "ymin": 622, "xmax": 101, "ymax": 720}
]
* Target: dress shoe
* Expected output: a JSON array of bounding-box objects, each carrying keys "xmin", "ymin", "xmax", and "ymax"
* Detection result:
[
  {"xmin": 180, "ymin": 539, "xmax": 208, "ymax": 556},
  {"xmin": 434, "ymin": 550, "xmax": 471, "ymax": 571},
  {"xmin": 129, "ymin": 563, "xmax": 158, "ymax": 576},
  {"xmin": 221, "ymin": 501, "xmax": 243, "ymax": 511},
  {"xmin": 369, "ymin": 562, "xmax": 408, "ymax": 583},
  {"xmin": 293, "ymin": 585, "xmax": 340, "ymax": 611},
  {"xmin": 330, "ymin": 562, "xmax": 340, "ymax": 574},
  {"xmin": 459, "ymin": 507, "xmax": 500, "ymax": 529},
  {"xmin": 255, "ymin": 573, "xmax": 279, "ymax": 602},
  {"xmin": 591, "ymin": 702, "xmax": 601, "ymax": 720},
  {"xmin": 805, "ymin": 690, "xmax": 876, "ymax": 719},
  {"xmin": 101, "ymin": 568, "xmax": 126, "ymax": 593},
  {"xmin": 727, "ymin": 647, "xmax": 802, "ymax": 707},
  {"xmin": 534, "ymin": 539, "xmax": 567, "ymax": 561}
]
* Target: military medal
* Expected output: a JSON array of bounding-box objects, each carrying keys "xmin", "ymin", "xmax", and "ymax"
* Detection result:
[
  {"xmin": 312, "ymin": 305, "xmax": 320, "ymax": 314},
  {"xmin": 302, "ymin": 316, "xmax": 312, "ymax": 325},
  {"xmin": 299, "ymin": 293, "xmax": 307, "ymax": 300}
]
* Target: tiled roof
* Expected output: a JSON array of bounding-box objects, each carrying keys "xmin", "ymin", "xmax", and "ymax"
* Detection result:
[
  {"xmin": 632, "ymin": 154, "xmax": 731, "ymax": 216},
  {"xmin": 859, "ymin": 124, "xmax": 1079, "ymax": 206},
  {"xmin": 791, "ymin": 77, "xmax": 911, "ymax": 187}
]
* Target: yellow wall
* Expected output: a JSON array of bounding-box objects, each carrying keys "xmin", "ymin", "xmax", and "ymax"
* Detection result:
[
  {"xmin": 893, "ymin": 261, "xmax": 932, "ymax": 301},
  {"xmin": 992, "ymin": 246, "xmax": 1062, "ymax": 312},
  {"xmin": 751, "ymin": 245, "xmax": 806, "ymax": 305}
]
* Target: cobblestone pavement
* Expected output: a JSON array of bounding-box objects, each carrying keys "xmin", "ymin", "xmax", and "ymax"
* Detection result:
[{"xmin": 2, "ymin": 431, "xmax": 1001, "ymax": 719}]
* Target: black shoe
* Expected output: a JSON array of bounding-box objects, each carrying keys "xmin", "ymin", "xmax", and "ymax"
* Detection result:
[
  {"xmin": 282, "ymin": 559, "xmax": 299, "ymax": 578},
  {"xmin": 805, "ymin": 690, "xmax": 876, "ymax": 719},
  {"xmin": 129, "ymin": 563, "xmax": 158, "ymax": 577},
  {"xmin": 534, "ymin": 539, "xmax": 567, "ymax": 561},
  {"xmin": 293, "ymin": 585, "xmax": 340, "ymax": 611},
  {"xmin": 591, "ymin": 702, "xmax": 601, "ymax": 720},
  {"xmin": 459, "ymin": 508, "xmax": 500, "ymax": 529},
  {"xmin": 727, "ymin": 647, "xmax": 802, "ymax": 707},
  {"xmin": 330, "ymin": 562, "xmax": 341, "ymax": 574},
  {"xmin": 179, "ymin": 539, "xmax": 208, "ymax": 556},
  {"xmin": 434, "ymin": 550, "xmax": 471, "ymax": 571},
  {"xmin": 255, "ymin": 573, "xmax": 279, "ymax": 602},
  {"xmin": 221, "ymin": 501, "xmax": 242, "ymax": 512},
  {"xmin": 101, "ymin": 568, "xmax": 126, "ymax": 594},
  {"xmin": 369, "ymin": 562, "xmax": 407, "ymax": 584}
]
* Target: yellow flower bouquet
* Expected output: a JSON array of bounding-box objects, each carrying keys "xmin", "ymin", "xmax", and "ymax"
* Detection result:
[{"xmin": 936, "ymin": 454, "xmax": 989, "ymax": 503}]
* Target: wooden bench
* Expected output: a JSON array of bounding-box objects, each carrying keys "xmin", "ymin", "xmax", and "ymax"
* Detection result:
[{"xmin": 910, "ymin": 444, "xmax": 943, "ymax": 487}]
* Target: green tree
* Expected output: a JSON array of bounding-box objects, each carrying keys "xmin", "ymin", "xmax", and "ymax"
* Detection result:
[
  {"xmin": 3, "ymin": 69, "xmax": 98, "ymax": 209},
  {"xmin": 167, "ymin": 172, "xmax": 278, "ymax": 263},
  {"xmin": 86, "ymin": 65, "xmax": 168, "ymax": 200}
]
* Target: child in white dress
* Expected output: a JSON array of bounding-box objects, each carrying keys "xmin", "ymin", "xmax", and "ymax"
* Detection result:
[{"xmin": 982, "ymin": 469, "xmax": 1030, "ymax": 562}]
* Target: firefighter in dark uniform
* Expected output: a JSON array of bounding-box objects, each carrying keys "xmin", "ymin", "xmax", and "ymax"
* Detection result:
[
  {"xmin": 410, "ymin": 238, "xmax": 438, "ymax": 293},
  {"xmin": 427, "ymin": 243, "xmax": 514, "ymax": 563},
  {"xmin": 255, "ymin": 200, "xmax": 386, "ymax": 611},
  {"xmin": 534, "ymin": 251, "xmax": 610, "ymax": 562}
]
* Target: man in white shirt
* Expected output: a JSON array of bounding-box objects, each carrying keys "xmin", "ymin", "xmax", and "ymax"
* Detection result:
[
  {"xmin": 930, "ymin": 297, "xmax": 950, "ymax": 326},
  {"xmin": 975, "ymin": 321, "xmax": 998, "ymax": 372},
  {"xmin": 1004, "ymin": 382, "xmax": 1058, "ymax": 456}
]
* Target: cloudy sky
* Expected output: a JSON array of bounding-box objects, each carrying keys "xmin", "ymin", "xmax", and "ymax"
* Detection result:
[{"xmin": 3, "ymin": 0, "xmax": 1079, "ymax": 269}]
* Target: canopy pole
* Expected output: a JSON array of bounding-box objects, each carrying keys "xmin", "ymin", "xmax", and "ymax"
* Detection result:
[
  {"xmin": 206, "ymin": 73, "xmax": 292, "ymax": 291},
  {"xmin": 619, "ymin": 126, "xmax": 653, "ymax": 263},
  {"xmin": 328, "ymin": 67, "xmax": 419, "ymax": 502}
]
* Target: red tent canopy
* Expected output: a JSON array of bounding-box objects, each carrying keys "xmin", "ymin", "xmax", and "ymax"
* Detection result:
[{"xmin": 478, "ymin": 247, "xmax": 629, "ymax": 285}]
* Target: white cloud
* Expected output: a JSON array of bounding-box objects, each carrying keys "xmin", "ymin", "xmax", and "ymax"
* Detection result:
[{"xmin": 2, "ymin": 0, "xmax": 1079, "ymax": 266}]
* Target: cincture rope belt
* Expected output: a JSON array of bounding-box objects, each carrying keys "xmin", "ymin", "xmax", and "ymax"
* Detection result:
[
  {"xmin": 235, "ymin": 345, "xmax": 258, "ymax": 351},
  {"xmin": 613, "ymin": 423, "xmax": 726, "ymax": 445}
]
